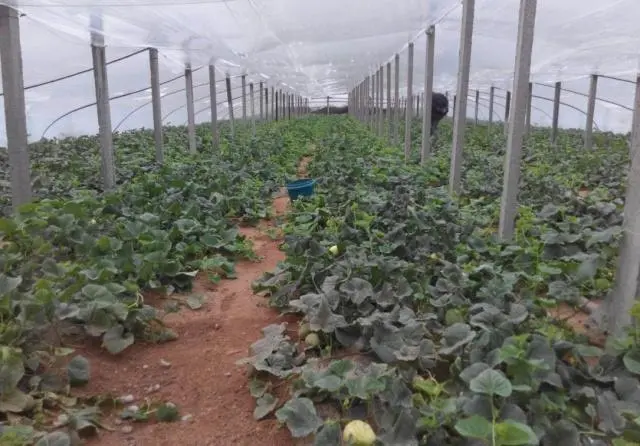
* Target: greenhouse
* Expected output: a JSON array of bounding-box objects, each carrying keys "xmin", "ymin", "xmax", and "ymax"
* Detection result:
[{"xmin": 0, "ymin": 0, "xmax": 639, "ymax": 444}]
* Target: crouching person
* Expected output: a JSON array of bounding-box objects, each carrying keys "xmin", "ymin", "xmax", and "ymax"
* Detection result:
[{"xmin": 430, "ymin": 92, "xmax": 449, "ymax": 136}]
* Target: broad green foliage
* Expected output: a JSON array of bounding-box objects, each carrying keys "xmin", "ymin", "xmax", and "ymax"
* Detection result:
[
  {"xmin": 247, "ymin": 116, "xmax": 640, "ymax": 445},
  {"xmin": 0, "ymin": 120, "xmax": 310, "ymax": 441}
]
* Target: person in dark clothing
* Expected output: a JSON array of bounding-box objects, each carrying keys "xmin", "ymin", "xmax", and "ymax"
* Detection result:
[{"xmin": 430, "ymin": 92, "xmax": 449, "ymax": 135}]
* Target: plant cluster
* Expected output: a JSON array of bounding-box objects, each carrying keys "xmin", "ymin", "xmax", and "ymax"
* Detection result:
[
  {"xmin": 0, "ymin": 120, "xmax": 309, "ymax": 444},
  {"xmin": 247, "ymin": 116, "xmax": 639, "ymax": 445}
]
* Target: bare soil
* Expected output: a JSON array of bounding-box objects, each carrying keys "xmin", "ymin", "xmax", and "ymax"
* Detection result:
[{"xmin": 76, "ymin": 158, "xmax": 314, "ymax": 446}]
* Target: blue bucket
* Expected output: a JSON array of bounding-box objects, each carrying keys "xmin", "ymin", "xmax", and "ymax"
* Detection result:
[{"xmin": 286, "ymin": 178, "xmax": 316, "ymax": 200}]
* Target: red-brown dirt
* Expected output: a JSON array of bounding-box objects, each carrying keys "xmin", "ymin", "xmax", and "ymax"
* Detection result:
[{"xmin": 74, "ymin": 161, "xmax": 313, "ymax": 446}]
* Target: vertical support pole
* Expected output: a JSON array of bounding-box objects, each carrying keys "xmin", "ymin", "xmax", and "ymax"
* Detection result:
[
  {"xmin": 327, "ymin": 96, "xmax": 330, "ymax": 115},
  {"xmin": 601, "ymin": 74, "xmax": 640, "ymax": 335},
  {"xmin": 275, "ymin": 90, "xmax": 279, "ymax": 121},
  {"xmin": 525, "ymin": 81, "xmax": 533, "ymax": 134},
  {"xmin": 551, "ymin": 81, "xmax": 561, "ymax": 144},
  {"xmin": 271, "ymin": 87, "xmax": 275, "ymax": 120},
  {"xmin": 372, "ymin": 70, "xmax": 377, "ymax": 131},
  {"xmin": 378, "ymin": 67, "xmax": 384, "ymax": 136},
  {"xmin": 149, "ymin": 49, "xmax": 163, "ymax": 163},
  {"xmin": 208, "ymin": 64, "xmax": 219, "ymax": 151},
  {"xmin": 250, "ymin": 82, "xmax": 256, "ymax": 136},
  {"xmin": 265, "ymin": 86, "xmax": 269, "ymax": 121},
  {"xmin": 498, "ymin": 0, "xmax": 537, "ymax": 241},
  {"xmin": 371, "ymin": 71, "xmax": 377, "ymax": 129},
  {"xmin": 225, "ymin": 74, "xmax": 235, "ymax": 138},
  {"xmin": 421, "ymin": 25, "xmax": 435, "ymax": 164},
  {"xmin": 259, "ymin": 81, "xmax": 264, "ymax": 121},
  {"xmin": 449, "ymin": 0, "xmax": 475, "ymax": 195},
  {"xmin": 89, "ymin": 14, "xmax": 116, "ymax": 190},
  {"xmin": 404, "ymin": 42, "xmax": 415, "ymax": 162},
  {"xmin": 488, "ymin": 86, "xmax": 495, "ymax": 130},
  {"xmin": 241, "ymin": 74, "xmax": 247, "ymax": 120},
  {"xmin": 504, "ymin": 90, "xmax": 511, "ymax": 136},
  {"xmin": 585, "ymin": 74, "xmax": 598, "ymax": 150},
  {"xmin": 185, "ymin": 64, "xmax": 197, "ymax": 153},
  {"xmin": 357, "ymin": 83, "xmax": 363, "ymax": 121},
  {"xmin": 386, "ymin": 62, "xmax": 392, "ymax": 141},
  {"xmin": 393, "ymin": 54, "xmax": 400, "ymax": 145},
  {"xmin": 474, "ymin": 89, "xmax": 480, "ymax": 125},
  {"xmin": 0, "ymin": 5, "xmax": 32, "ymax": 207},
  {"xmin": 416, "ymin": 94, "xmax": 421, "ymax": 118}
]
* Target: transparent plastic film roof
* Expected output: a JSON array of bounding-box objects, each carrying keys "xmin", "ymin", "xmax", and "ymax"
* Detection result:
[{"xmin": 0, "ymin": 0, "xmax": 639, "ymax": 144}]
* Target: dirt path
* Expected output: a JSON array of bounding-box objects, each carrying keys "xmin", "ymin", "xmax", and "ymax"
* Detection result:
[{"xmin": 79, "ymin": 159, "xmax": 313, "ymax": 446}]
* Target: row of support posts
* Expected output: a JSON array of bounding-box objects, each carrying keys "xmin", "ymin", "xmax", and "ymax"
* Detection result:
[
  {"xmin": 0, "ymin": 5, "xmax": 310, "ymax": 211},
  {"xmin": 346, "ymin": 0, "xmax": 640, "ymax": 339}
]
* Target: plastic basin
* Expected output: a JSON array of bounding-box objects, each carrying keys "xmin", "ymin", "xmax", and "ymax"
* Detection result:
[{"xmin": 286, "ymin": 178, "xmax": 316, "ymax": 200}]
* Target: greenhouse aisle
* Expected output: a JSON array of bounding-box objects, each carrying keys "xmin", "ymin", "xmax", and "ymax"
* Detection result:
[{"xmin": 79, "ymin": 161, "xmax": 313, "ymax": 446}]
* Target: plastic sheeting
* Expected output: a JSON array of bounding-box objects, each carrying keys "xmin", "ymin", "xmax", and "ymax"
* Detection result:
[{"xmin": 0, "ymin": 0, "xmax": 638, "ymax": 144}]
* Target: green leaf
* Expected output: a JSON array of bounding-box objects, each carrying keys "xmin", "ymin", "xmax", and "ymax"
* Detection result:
[
  {"xmin": 0, "ymin": 389, "xmax": 35, "ymax": 413},
  {"xmin": 34, "ymin": 431, "xmax": 72, "ymax": 446},
  {"xmin": 459, "ymin": 363, "xmax": 490, "ymax": 384},
  {"xmin": 454, "ymin": 415, "xmax": 492, "ymax": 440},
  {"xmin": 495, "ymin": 420, "xmax": 538, "ymax": 445},
  {"xmin": 574, "ymin": 256, "xmax": 600, "ymax": 283},
  {"xmin": 156, "ymin": 402, "xmax": 180, "ymax": 422},
  {"xmin": 0, "ymin": 351, "xmax": 25, "ymax": 393},
  {"xmin": 378, "ymin": 407, "xmax": 418, "ymax": 446},
  {"xmin": 67, "ymin": 355, "xmax": 90, "ymax": 387},
  {"xmin": 102, "ymin": 325, "xmax": 134, "ymax": 354},
  {"xmin": 249, "ymin": 379, "xmax": 268, "ymax": 398},
  {"xmin": 253, "ymin": 393, "xmax": 278, "ymax": 420},
  {"xmin": 275, "ymin": 397, "xmax": 323, "ymax": 438},
  {"xmin": 541, "ymin": 420, "xmax": 579, "ymax": 445},
  {"xmin": 313, "ymin": 421, "xmax": 341, "ymax": 446},
  {"xmin": 624, "ymin": 350, "xmax": 640, "ymax": 374},
  {"xmin": 186, "ymin": 294, "xmax": 205, "ymax": 310},
  {"xmin": 0, "ymin": 273, "xmax": 22, "ymax": 295},
  {"xmin": 81, "ymin": 284, "xmax": 114, "ymax": 301},
  {"xmin": 469, "ymin": 369, "xmax": 512, "ymax": 398},
  {"xmin": 440, "ymin": 323, "xmax": 476, "ymax": 355},
  {"xmin": 339, "ymin": 278, "xmax": 374, "ymax": 305}
]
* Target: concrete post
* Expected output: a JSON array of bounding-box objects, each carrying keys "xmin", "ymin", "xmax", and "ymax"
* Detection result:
[
  {"xmin": 0, "ymin": 5, "xmax": 32, "ymax": 207},
  {"xmin": 225, "ymin": 74, "xmax": 235, "ymax": 137},
  {"xmin": 241, "ymin": 74, "xmax": 247, "ymax": 120},
  {"xmin": 259, "ymin": 81, "xmax": 264, "ymax": 121},
  {"xmin": 498, "ymin": 0, "xmax": 538, "ymax": 241},
  {"xmin": 474, "ymin": 89, "xmax": 480, "ymax": 125},
  {"xmin": 525, "ymin": 81, "xmax": 533, "ymax": 134},
  {"xmin": 90, "ymin": 15, "xmax": 116, "ymax": 190},
  {"xmin": 393, "ymin": 54, "xmax": 400, "ymax": 145},
  {"xmin": 421, "ymin": 25, "xmax": 435, "ymax": 164},
  {"xmin": 488, "ymin": 86, "xmax": 495, "ymax": 130},
  {"xmin": 504, "ymin": 90, "xmax": 511, "ymax": 136},
  {"xmin": 551, "ymin": 81, "xmax": 561, "ymax": 143},
  {"xmin": 404, "ymin": 43, "xmax": 415, "ymax": 162},
  {"xmin": 250, "ymin": 82, "xmax": 256, "ymax": 135},
  {"xmin": 149, "ymin": 49, "xmax": 163, "ymax": 163},
  {"xmin": 449, "ymin": 0, "xmax": 476, "ymax": 195},
  {"xmin": 208, "ymin": 65, "xmax": 219, "ymax": 150},
  {"xmin": 185, "ymin": 65, "xmax": 197, "ymax": 153},
  {"xmin": 585, "ymin": 74, "xmax": 598, "ymax": 150},
  {"xmin": 601, "ymin": 74, "xmax": 640, "ymax": 335}
]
